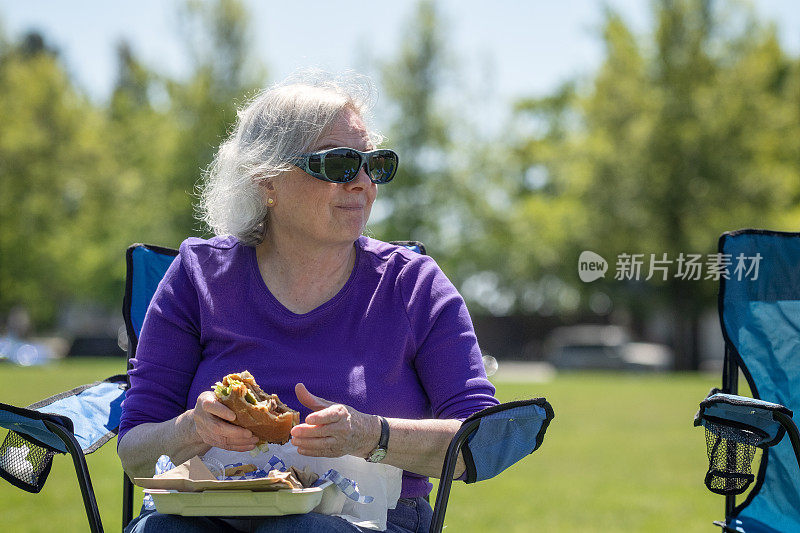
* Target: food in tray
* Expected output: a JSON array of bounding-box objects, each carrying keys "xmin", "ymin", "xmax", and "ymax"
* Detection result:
[
  {"xmin": 267, "ymin": 469, "xmax": 304, "ymax": 489},
  {"xmin": 219, "ymin": 464, "xmax": 318, "ymax": 490},
  {"xmin": 289, "ymin": 465, "xmax": 319, "ymax": 488},
  {"xmin": 263, "ymin": 465, "xmax": 319, "ymax": 490},
  {"xmin": 135, "ymin": 456, "xmax": 321, "ymax": 492},
  {"xmin": 224, "ymin": 463, "xmax": 257, "ymax": 477},
  {"xmin": 213, "ymin": 371, "xmax": 300, "ymax": 445}
]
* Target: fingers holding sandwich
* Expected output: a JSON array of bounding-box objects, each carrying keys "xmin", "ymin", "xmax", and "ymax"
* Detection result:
[{"xmin": 192, "ymin": 391, "xmax": 259, "ymax": 451}]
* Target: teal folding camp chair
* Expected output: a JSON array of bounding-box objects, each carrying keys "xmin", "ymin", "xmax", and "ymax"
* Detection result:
[
  {"xmin": 1, "ymin": 241, "xmax": 554, "ymax": 532},
  {"xmin": 694, "ymin": 230, "xmax": 800, "ymax": 532}
]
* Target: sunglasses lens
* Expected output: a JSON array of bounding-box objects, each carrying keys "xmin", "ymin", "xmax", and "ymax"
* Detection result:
[
  {"xmin": 368, "ymin": 152, "xmax": 398, "ymax": 183},
  {"xmin": 323, "ymin": 150, "xmax": 361, "ymax": 182},
  {"xmin": 308, "ymin": 154, "xmax": 322, "ymax": 174}
]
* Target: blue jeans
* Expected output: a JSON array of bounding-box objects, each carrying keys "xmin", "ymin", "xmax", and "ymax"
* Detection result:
[{"xmin": 125, "ymin": 497, "xmax": 432, "ymax": 533}]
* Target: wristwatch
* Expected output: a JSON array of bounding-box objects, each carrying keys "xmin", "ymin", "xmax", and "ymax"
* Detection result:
[{"xmin": 365, "ymin": 416, "xmax": 390, "ymax": 463}]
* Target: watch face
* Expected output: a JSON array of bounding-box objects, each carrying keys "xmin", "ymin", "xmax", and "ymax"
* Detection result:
[{"xmin": 367, "ymin": 448, "xmax": 387, "ymax": 463}]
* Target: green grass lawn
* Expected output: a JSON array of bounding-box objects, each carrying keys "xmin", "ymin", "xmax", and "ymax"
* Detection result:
[{"xmin": 0, "ymin": 359, "xmax": 726, "ymax": 532}]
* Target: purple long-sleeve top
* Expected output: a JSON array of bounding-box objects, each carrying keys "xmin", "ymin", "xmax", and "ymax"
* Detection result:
[{"xmin": 119, "ymin": 235, "xmax": 498, "ymax": 497}]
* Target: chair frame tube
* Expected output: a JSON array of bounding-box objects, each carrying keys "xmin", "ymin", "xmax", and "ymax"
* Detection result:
[
  {"xmin": 722, "ymin": 345, "xmax": 739, "ymax": 520},
  {"xmin": 773, "ymin": 412, "xmax": 800, "ymax": 471},
  {"xmin": 122, "ymin": 341, "xmax": 136, "ymax": 529},
  {"xmin": 429, "ymin": 417, "xmax": 481, "ymax": 533},
  {"xmin": 42, "ymin": 420, "xmax": 104, "ymax": 533},
  {"xmin": 122, "ymin": 471, "xmax": 135, "ymax": 530}
]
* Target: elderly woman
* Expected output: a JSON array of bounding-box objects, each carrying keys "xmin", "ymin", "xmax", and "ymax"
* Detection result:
[{"xmin": 117, "ymin": 72, "xmax": 498, "ymax": 533}]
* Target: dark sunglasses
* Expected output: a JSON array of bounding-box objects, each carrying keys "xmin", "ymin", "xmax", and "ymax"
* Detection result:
[{"xmin": 290, "ymin": 147, "xmax": 399, "ymax": 184}]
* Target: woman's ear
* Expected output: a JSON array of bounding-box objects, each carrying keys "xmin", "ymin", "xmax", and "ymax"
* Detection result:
[{"xmin": 257, "ymin": 176, "xmax": 277, "ymax": 204}]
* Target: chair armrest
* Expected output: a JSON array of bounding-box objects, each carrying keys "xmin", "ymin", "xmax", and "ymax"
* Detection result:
[
  {"xmin": 430, "ymin": 399, "xmax": 554, "ymax": 533},
  {"xmin": 460, "ymin": 399, "xmax": 554, "ymax": 483},
  {"xmin": 694, "ymin": 390, "xmax": 792, "ymax": 448}
]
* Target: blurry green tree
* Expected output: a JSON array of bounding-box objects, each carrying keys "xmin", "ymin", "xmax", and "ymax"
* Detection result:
[
  {"xmin": 373, "ymin": 1, "xmax": 455, "ymax": 248},
  {"xmin": 373, "ymin": 0, "xmax": 514, "ymax": 317},
  {"xmin": 508, "ymin": 0, "xmax": 800, "ymax": 368},
  {"xmin": 107, "ymin": 41, "xmax": 183, "ymax": 247},
  {"xmin": 0, "ymin": 32, "xmax": 122, "ymax": 324},
  {"xmin": 106, "ymin": 0, "xmax": 263, "ymax": 246},
  {"xmin": 2, "ymin": 0, "xmax": 798, "ymax": 360},
  {"xmin": 0, "ymin": 0, "xmax": 263, "ymax": 327},
  {"xmin": 164, "ymin": 0, "xmax": 264, "ymax": 239}
]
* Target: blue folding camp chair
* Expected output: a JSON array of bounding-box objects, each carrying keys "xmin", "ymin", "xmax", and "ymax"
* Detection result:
[
  {"xmin": 0, "ymin": 375, "xmax": 127, "ymax": 532},
  {"xmin": 694, "ymin": 229, "xmax": 800, "ymax": 532},
  {"xmin": 0, "ymin": 241, "xmax": 553, "ymax": 532},
  {"xmin": 0, "ymin": 243, "xmax": 178, "ymax": 533}
]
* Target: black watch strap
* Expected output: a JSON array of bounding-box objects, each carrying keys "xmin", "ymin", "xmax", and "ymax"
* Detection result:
[
  {"xmin": 377, "ymin": 416, "xmax": 389, "ymax": 448},
  {"xmin": 366, "ymin": 416, "xmax": 390, "ymax": 463}
]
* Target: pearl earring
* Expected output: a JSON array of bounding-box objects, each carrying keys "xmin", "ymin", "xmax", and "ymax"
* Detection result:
[{"xmin": 267, "ymin": 198, "xmax": 274, "ymax": 206}]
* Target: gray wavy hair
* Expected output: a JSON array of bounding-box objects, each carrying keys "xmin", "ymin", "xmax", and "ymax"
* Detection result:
[{"xmin": 197, "ymin": 70, "xmax": 383, "ymax": 246}]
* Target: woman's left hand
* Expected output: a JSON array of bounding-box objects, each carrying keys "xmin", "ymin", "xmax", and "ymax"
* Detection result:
[{"xmin": 290, "ymin": 383, "xmax": 380, "ymax": 458}]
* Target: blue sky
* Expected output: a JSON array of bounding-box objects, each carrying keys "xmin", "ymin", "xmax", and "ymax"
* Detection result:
[{"xmin": 1, "ymin": 0, "xmax": 798, "ymax": 128}]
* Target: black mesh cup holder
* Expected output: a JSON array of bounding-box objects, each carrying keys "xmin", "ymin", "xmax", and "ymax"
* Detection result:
[
  {"xmin": 703, "ymin": 420, "xmax": 762, "ymax": 495},
  {"xmin": 0, "ymin": 430, "xmax": 58, "ymax": 493},
  {"xmin": 695, "ymin": 391, "xmax": 795, "ymax": 496}
]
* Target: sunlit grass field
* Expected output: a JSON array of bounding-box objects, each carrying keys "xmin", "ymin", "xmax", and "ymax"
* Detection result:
[{"xmin": 0, "ymin": 358, "xmax": 724, "ymax": 532}]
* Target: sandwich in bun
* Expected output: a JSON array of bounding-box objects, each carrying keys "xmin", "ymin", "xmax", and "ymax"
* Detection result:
[{"xmin": 213, "ymin": 371, "xmax": 299, "ymax": 445}]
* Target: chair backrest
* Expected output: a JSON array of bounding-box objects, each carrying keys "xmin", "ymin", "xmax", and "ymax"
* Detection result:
[
  {"xmin": 718, "ymin": 229, "xmax": 800, "ymax": 530},
  {"xmin": 123, "ymin": 244, "xmax": 179, "ymax": 358},
  {"xmin": 121, "ymin": 243, "xmax": 178, "ymax": 526}
]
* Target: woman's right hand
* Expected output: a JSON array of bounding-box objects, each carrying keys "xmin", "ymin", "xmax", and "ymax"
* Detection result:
[{"xmin": 191, "ymin": 391, "xmax": 259, "ymax": 451}]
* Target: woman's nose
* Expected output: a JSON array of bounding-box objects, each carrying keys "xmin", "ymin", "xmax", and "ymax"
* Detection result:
[{"xmin": 345, "ymin": 164, "xmax": 372, "ymax": 189}]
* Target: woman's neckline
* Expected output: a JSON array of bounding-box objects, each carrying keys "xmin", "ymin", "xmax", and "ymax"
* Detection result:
[{"xmin": 249, "ymin": 237, "xmax": 364, "ymax": 318}]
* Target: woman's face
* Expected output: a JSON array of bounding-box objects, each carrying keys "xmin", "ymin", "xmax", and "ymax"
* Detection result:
[{"xmin": 267, "ymin": 107, "xmax": 378, "ymax": 248}]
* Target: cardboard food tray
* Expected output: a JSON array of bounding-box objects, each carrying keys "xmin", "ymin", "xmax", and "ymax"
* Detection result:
[
  {"xmin": 145, "ymin": 482, "xmax": 340, "ymax": 517},
  {"xmin": 133, "ymin": 457, "xmax": 345, "ymax": 517},
  {"xmin": 134, "ymin": 476, "xmax": 295, "ymax": 492}
]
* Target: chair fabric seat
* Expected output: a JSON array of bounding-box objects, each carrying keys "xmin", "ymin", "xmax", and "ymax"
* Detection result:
[
  {"xmin": 0, "ymin": 375, "xmax": 128, "ymax": 495},
  {"xmin": 27, "ymin": 378, "xmax": 127, "ymax": 452}
]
